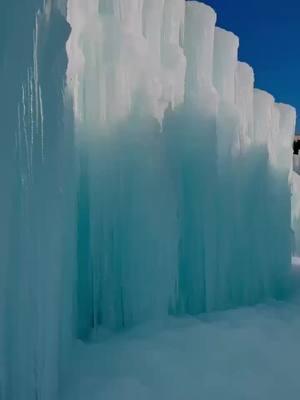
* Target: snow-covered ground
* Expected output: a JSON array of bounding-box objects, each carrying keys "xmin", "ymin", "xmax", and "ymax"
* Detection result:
[{"xmin": 62, "ymin": 269, "xmax": 300, "ymax": 400}]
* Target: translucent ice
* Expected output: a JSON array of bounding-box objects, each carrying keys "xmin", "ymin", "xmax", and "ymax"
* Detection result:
[
  {"xmin": 65, "ymin": 0, "xmax": 296, "ymax": 325},
  {"xmin": 0, "ymin": 1, "xmax": 297, "ymax": 399},
  {"xmin": 0, "ymin": 1, "xmax": 75, "ymax": 399}
]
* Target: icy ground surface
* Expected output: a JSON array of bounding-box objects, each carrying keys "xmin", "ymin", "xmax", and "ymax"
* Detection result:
[{"xmin": 62, "ymin": 264, "xmax": 300, "ymax": 400}]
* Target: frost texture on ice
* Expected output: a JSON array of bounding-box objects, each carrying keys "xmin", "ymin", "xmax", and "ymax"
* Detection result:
[{"xmin": 0, "ymin": 0, "xmax": 297, "ymax": 399}]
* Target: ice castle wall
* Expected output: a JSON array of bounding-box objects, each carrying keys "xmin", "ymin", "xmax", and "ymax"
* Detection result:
[
  {"xmin": 66, "ymin": 0, "xmax": 296, "ymax": 332},
  {"xmin": 0, "ymin": 0, "xmax": 297, "ymax": 399}
]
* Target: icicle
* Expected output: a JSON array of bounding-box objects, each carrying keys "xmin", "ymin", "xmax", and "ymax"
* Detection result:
[{"xmin": 39, "ymin": 85, "xmax": 45, "ymax": 162}]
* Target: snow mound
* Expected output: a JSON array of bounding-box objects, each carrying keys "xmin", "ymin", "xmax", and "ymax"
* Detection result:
[{"xmin": 62, "ymin": 294, "xmax": 300, "ymax": 400}]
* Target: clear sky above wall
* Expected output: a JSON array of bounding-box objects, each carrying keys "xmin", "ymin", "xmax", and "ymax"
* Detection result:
[{"xmin": 198, "ymin": 0, "xmax": 300, "ymax": 131}]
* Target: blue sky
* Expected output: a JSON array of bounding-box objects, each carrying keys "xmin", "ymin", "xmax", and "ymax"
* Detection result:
[{"xmin": 198, "ymin": 0, "xmax": 300, "ymax": 131}]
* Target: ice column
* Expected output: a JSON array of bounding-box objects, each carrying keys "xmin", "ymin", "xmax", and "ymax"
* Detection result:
[
  {"xmin": 0, "ymin": 2, "xmax": 75, "ymax": 399},
  {"xmin": 168, "ymin": 2, "xmax": 218, "ymax": 314},
  {"xmin": 235, "ymin": 62, "xmax": 255, "ymax": 150},
  {"xmin": 161, "ymin": 0, "xmax": 186, "ymax": 110},
  {"xmin": 67, "ymin": 0, "xmax": 186, "ymax": 333},
  {"xmin": 275, "ymin": 104, "xmax": 296, "ymax": 174},
  {"xmin": 184, "ymin": 1, "xmax": 217, "ymax": 112},
  {"xmin": 213, "ymin": 27, "xmax": 239, "ymax": 160}
]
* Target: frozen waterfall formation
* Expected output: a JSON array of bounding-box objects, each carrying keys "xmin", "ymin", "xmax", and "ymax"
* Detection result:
[{"xmin": 0, "ymin": 0, "xmax": 297, "ymax": 399}]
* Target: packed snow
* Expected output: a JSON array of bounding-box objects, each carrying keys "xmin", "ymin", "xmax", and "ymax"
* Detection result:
[{"xmin": 62, "ymin": 278, "xmax": 300, "ymax": 400}]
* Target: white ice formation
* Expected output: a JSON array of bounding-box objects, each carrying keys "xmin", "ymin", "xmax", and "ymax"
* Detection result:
[{"xmin": 0, "ymin": 1, "xmax": 296, "ymax": 399}]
